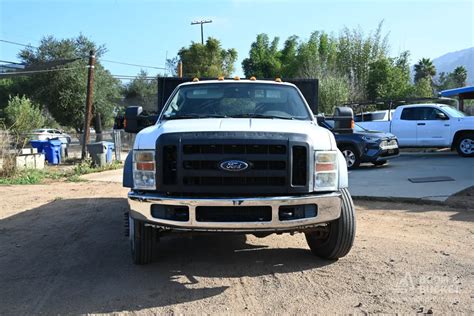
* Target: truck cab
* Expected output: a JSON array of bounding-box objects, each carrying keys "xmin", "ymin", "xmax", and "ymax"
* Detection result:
[{"xmin": 122, "ymin": 79, "xmax": 355, "ymax": 264}]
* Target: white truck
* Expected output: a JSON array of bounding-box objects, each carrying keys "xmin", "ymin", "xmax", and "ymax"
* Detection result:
[
  {"xmin": 122, "ymin": 79, "xmax": 355, "ymax": 264},
  {"xmin": 357, "ymin": 104, "xmax": 474, "ymax": 157}
]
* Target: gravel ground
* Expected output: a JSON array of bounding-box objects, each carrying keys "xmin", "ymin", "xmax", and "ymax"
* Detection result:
[{"xmin": 0, "ymin": 181, "xmax": 473, "ymax": 314}]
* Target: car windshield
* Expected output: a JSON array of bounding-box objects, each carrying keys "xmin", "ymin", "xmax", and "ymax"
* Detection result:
[
  {"xmin": 162, "ymin": 83, "xmax": 311, "ymax": 120},
  {"xmin": 323, "ymin": 120, "xmax": 366, "ymax": 132},
  {"xmin": 440, "ymin": 106, "xmax": 466, "ymax": 118}
]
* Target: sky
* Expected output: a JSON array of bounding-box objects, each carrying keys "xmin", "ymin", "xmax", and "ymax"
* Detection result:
[{"xmin": 1, "ymin": 0, "xmax": 473, "ymax": 80}]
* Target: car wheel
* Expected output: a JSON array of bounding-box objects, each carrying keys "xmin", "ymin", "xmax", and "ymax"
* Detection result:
[
  {"xmin": 305, "ymin": 188, "xmax": 355, "ymax": 259},
  {"xmin": 373, "ymin": 160, "xmax": 387, "ymax": 166},
  {"xmin": 129, "ymin": 215, "xmax": 158, "ymax": 265},
  {"xmin": 456, "ymin": 133, "xmax": 474, "ymax": 157},
  {"xmin": 340, "ymin": 145, "xmax": 361, "ymax": 169}
]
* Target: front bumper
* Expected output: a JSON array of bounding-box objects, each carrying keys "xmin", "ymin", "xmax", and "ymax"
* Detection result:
[
  {"xmin": 128, "ymin": 191, "xmax": 342, "ymax": 233},
  {"xmin": 363, "ymin": 143, "xmax": 400, "ymax": 162}
]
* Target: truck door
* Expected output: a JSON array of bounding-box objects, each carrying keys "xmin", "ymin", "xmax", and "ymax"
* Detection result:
[
  {"xmin": 392, "ymin": 108, "xmax": 418, "ymax": 146},
  {"xmin": 416, "ymin": 107, "xmax": 451, "ymax": 147}
]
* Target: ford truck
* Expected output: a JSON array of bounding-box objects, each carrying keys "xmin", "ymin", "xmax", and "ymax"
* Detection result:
[{"xmin": 122, "ymin": 79, "xmax": 355, "ymax": 264}]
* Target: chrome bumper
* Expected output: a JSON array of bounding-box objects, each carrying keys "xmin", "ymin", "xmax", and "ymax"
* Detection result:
[{"xmin": 128, "ymin": 191, "xmax": 342, "ymax": 232}]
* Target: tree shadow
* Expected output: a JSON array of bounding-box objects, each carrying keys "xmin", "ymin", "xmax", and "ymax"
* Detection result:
[{"xmin": 0, "ymin": 197, "xmax": 334, "ymax": 314}]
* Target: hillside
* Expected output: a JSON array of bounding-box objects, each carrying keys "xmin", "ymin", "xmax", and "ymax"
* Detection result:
[{"xmin": 432, "ymin": 47, "xmax": 474, "ymax": 85}]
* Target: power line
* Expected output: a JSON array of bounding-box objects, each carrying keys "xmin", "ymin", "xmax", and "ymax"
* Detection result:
[
  {"xmin": 0, "ymin": 59, "xmax": 24, "ymax": 65},
  {"xmin": 0, "ymin": 39, "xmax": 38, "ymax": 49},
  {"xmin": 101, "ymin": 59, "xmax": 167, "ymax": 70},
  {"xmin": 0, "ymin": 66, "xmax": 85, "ymax": 77}
]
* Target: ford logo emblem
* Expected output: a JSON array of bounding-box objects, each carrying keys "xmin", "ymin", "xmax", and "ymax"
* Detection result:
[{"xmin": 219, "ymin": 160, "xmax": 249, "ymax": 172}]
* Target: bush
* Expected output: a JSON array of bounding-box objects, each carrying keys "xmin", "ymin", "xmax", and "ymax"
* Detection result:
[{"xmin": 4, "ymin": 95, "xmax": 46, "ymax": 133}]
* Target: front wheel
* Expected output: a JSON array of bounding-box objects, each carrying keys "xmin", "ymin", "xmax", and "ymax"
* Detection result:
[
  {"xmin": 340, "ymin": 145, "xmax": 361, "ymax": 169},
  {"xmin": 129, "ymin": 215, "xmax": 158, "ymax": 265},
  {"xmin": 456, "ymin": 133, "xmax": 474, "ymax": 157},
  {"xmin": 305, "ymin": 188, "xmax": 356, "ymax": 259}
]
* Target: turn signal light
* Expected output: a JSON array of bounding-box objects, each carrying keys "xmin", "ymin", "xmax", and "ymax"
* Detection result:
[{"xmin": 136, "ymin": 162, "xmax": 155, "ymax": 171}]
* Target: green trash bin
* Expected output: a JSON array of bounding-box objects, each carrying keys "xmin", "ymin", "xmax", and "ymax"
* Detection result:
[{"xmin": 86, "ymin": 142, "xmax": 108, "ymax": 167}]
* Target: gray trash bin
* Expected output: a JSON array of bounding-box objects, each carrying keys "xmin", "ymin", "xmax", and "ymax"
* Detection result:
[{"xmin": 86, "ymin": 142, "xmax": 108, "ymax": 167}]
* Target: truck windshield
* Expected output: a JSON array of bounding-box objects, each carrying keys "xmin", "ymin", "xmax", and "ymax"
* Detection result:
[
  {"xmin": 440, "ymin": 106, "xmax": 466, "ymax": 118},
  {"xmin": 162, "ymin": 83, "xmax": 311, "ymax": 120}
]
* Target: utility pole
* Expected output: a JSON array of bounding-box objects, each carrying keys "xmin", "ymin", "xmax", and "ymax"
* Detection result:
[
  {"xmin": 81, "ymin": 50, "xmax": 95, "ymax": 159},
  {"xmin": 178, "ymin": 61, "xmax": 183, "ymax": 78},
  {"xmin": 191, "ymin": 19, "xmax": 212, "ymax": 44}
]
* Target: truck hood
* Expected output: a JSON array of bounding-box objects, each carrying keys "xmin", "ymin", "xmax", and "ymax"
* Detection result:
[
  {"xmin": 455, "ymin": 116, "xmax": 474, "ymax": 128},
  {"xmin": 134, "ymin": 118, "xmax": 336, "ymax": 151},
  {"xmin": 357, "ymin": 130, "xmax": 396, "ymax": 139}
]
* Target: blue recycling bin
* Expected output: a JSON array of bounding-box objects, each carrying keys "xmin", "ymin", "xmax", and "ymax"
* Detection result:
[
  {"xmin": 44, "ymin": 139, "xmax": 62, "ymax": 165},
  {"xmin": 30, "ymin": 140, "xmax": 48, "ymax": 154},
  {"xmin": 104, "ymin": 141, "xmax": 114, "ymax": 163}
]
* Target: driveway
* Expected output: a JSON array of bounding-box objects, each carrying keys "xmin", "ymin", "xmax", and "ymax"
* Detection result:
[{"xmin": 348, "ymin": 151, "xmax": 474, "ymax": 202}]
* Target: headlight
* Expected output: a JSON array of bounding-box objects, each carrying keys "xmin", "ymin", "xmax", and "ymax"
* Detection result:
[
  {"xmin": 361, "ymin": 135, "xmax": 379, "ymax": 142},
  {"xmin": 314, "ymin": 151, "xmax": 338, "ymax": 191},
  {"xmin": 133, "ymin": 150, "xmax": 156, "ymax": 190}
]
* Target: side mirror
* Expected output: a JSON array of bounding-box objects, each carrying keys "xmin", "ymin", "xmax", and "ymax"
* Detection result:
[
  {"xmin": 124, "ymin": 106, "xmax": 143, "ymax": 133},
  {"xmin": 333, "ymin": 107, "xmax": 354, "ymax": 133},
  {"xmin": 436, "ymin": 112, "xmax": 448, "ymax": 120}
]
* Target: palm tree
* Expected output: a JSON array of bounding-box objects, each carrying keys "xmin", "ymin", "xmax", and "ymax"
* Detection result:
[
  {"xmin": 451, "ymin": 66, "xmax": 468, "ymax": 87},
  {"xmin": 414, "ymin": 58, "xmax": 436, "ymax": 83}
]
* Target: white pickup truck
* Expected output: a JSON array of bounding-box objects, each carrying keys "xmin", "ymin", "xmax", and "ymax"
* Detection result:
[{"xmin": 357, "ymin": 104, "xmax": 474, "ymax": 157}]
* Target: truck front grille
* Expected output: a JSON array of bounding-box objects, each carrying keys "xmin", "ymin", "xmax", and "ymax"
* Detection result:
[{"xmin": 157, "ymin": 133, "xmax": 311, "ymax": 195}]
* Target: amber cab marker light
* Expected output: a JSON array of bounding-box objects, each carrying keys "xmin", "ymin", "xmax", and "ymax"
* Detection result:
[
  {"xmin": 351, "ymin": 119, "xmax": 355, "ymax": 129},
  {"xmin": 275, "ymin": 77, "xmax": 282, "ymax": 82},
  {"xmin": 192, "ymin": 77, "xmax": 199, "ymax": 82},
  {"xmin": 234, "ymin": 76, "xmax": 240, "ymax": 81},
  {"xmin": 250, "ymin": 76, "xmax": 256, "ymax": 81},
  {"xmin": 316, "ymin": 163, "xmax": 336, "ymax": 172},
  {"xmin": 218, "ymin": 76, "xmax": 224, "ymax": 81}
]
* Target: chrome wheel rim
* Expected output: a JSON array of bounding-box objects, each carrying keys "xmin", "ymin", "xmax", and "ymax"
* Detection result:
[
  {"xmin": 460, "ymin": 138, "xmax": 474, "ymax": 155},
  {"xmin": 343, "ymin": 150, "xmax": 356, "ymax": 167}
]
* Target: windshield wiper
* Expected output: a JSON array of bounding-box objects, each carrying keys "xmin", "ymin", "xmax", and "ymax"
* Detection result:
[
  {"xmin": 163, "ymin": 114, "xmax": 228, "ymax": 120},
  {"xmin": 230, "ymin": 114, "xmax": 296, "ymax": 120}
]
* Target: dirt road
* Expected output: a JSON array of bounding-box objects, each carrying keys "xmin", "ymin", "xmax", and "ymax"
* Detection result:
[{"xmin": 0, "ymin": 181, "xmax": 472, "ymax": 314}]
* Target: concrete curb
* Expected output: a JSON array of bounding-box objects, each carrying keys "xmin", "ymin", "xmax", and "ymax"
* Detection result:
[
  {"xmin": 352, "ymin": 195, "xmax": 473, "ymax": 211},
  {"xmin": 352, "ymin": 195, "xmax": 447, "ymax": 207}
]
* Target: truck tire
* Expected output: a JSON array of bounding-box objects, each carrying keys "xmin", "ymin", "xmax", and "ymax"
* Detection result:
[
  {"xmin": 129, "ymin": 215, "xmax": 158, "ymax": 265},
  {"xmin": 305, "ymin": 188, "xmax": 355, "ymax": 259},
  {"xmin": 340, "ymin": 145, "xmax": 361, "ymax": 169},
  {"xmin": 455, "ymin": 133, "xmax": 474, "ymax": 157}
]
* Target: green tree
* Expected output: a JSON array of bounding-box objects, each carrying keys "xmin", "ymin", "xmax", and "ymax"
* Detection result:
[
  {"xmin": 412, "ymin": 77, "xmax": 433, "ymax": 98},
  {"xmin": 4, "ymin": 95, "xmax": 46, "ymax": 133},
  {"xmin": 367, "ymin": 51, "xmax": 412, "ymax": 100},
  {"xmin": 318, "ymin": 74, "xmax": 350, "ymax": 114},
  {"xmin": 122, "ymin": 70, "xmax": 157, "ymax": 112},
  {"xmin": 336, "ymin": 21, "xmax": 389, "ymax": 100},
  {"xmin": 413, "ymin": 58, "xmax": 436, "ymax": 84},
  {"xmin": 178, "ymin": 37, "xmax": 237, "ymax": 78},
  {"xmin": 242, "ymin": 34, "xmax": 281, "ymax": 78},
  {"xmin": 450, "ymin": 66, "xmax": 468, "ymax": 87},
  {"xmin": 18, "ymin": 35, "xmax": 121, "ymax": 132}
]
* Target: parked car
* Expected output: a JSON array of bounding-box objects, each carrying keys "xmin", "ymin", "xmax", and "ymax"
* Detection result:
[
  {"xmin": 318, "ymin": 118, "xmax": 399, "ymax": 169},
  {"xmin": 354, "ymin": 110, "xmax": 395, "ymax": 122},
  {"xmin": 357, "ymin": 104, "xmax": 474, "ymax": 157},
  {"xmin": 30, "ymin": 128, "xmax": 71, "ymax": 144}
]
